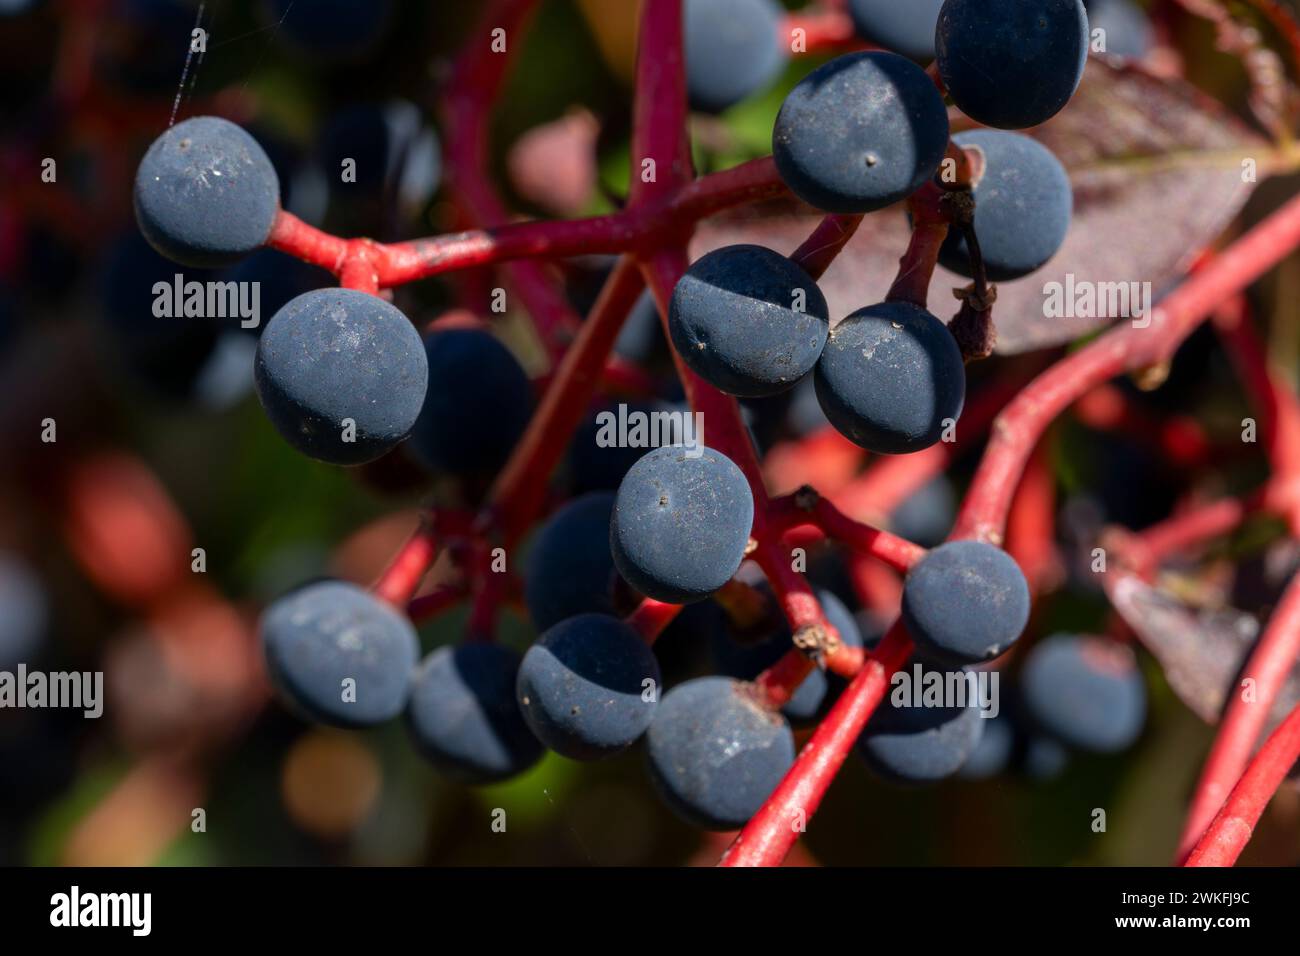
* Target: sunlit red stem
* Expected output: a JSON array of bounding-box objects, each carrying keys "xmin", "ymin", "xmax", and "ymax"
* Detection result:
[
  {"xmin": 1123, "ymin": 487, "xmax": 1267, "ymax": 576},
  {"xmin": 1184, "ymin": 702, "xmax": 1300, "ymax": 867},
  {"xmin": 885, "ymin": 183, "xmax": 949, "ymax": 308},
  {"xmin": 371, "ymin": 510, "xmax": 475, "ymax": 608},
  {"xmin": 629, "ymin": 0, "xmax": 693, "ymax": 204},
  {"xmin": 483, "ymin": 256, "xmax": 646, "ymax": 543},
  {"xmin": 781, "ymin": 9, "xmax": 863, "ymax": 55},
  {"xmin": 955, "ymin": 190, "xmax": 1300, "ymax": 545},
  {"xmin": 1213, "ymin": 296, "xmax": 1300, "ymax": 531},
  {"xmin": 626, "ymin": 598, "xmax": 683, "ymax": 644},
  {"xmin": 720, "ymin": 620, "xmax": 915, "ymax": 867},
  {"xmin": 407, "ymin": 585, "xmax": 469, "ymax": 623},
  {"xmin": 1175, "ymin": 569, "xmax": 1300, "ymax": 860},
  {"xmin": 790, "ymin": 214, "xmax": 865, "ymax": 279}
]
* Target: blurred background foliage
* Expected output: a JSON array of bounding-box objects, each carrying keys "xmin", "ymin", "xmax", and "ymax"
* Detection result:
[{"xmin": 0, "ymin": 0, "xmax": 1299, "ymax": 866}]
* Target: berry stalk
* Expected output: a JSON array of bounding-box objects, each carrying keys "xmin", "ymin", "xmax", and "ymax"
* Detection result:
[{"xmin": 1184, "ymin": 701, "xmax": 1300, "ymax": 866}]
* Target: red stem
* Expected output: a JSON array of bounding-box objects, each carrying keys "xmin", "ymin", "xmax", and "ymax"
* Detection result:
[
  {"xmin": 719, "ymin": 620, "xmax": 915, "ymax": 867},
  {"xmin": 626, "ymin": 598, "xmax": 683, "ymax": 644},
  {"xmin": 1175, "ymin": 569, "xmax": 1300, "ymax": 860},
  {"xmin": 955, "ymin": 190, "xmax": 1300, "ymax": 545},
  {"xmin": 482, "ymin": 256, "xmax": 646, "ymax": 543},
  {"xmin": 1184, "ymin": 702, "xmax": 1300, "ymax": 867}
]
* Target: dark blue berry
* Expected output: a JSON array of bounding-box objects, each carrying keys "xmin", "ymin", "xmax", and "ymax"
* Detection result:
[
  {"xmin": 1020, "ymin": 634, "xmax": 1147, "ymax": 753},
  {"xmin": 889, "ymin": 476, "xmax": 956, "ymax": 548},
  {"xmin": 936, "ymin": 0, "xmax": 1089, "ymax": 130},
  {"xmin": 814, "ymin": 301, "xmax": 966, "ymax": 454},
  {"xmin": 517, "ymin": 613, "xmax": 662, "ymax": 760},
  {"xmin": 902, "ymin": 540, "xmax": 1030, "ymax": 666},
  {"xmin": 940, "ymin": 130, "xmax": 1073, "ymax": 282},
  {"xmin": 684, "ymin": 0, "xmax": 788, "ymax": 113},
  {"xmin": 0, "ymin": 552, "xmax": 46, "ymax": 668},
  {"xmin": 956, "ymin": 711, "xmax": 1014, "ymax": 780},
  {"xmin": 1022, "ymin": 735, "xmax": 1070, "ymax": 780},
  {"xmin": 99, "ymin": 232, "xmax": 221, "ymax": 399},
  {"xmin": 846, "ymin": 0, "xmax": 945, "ymax": 61},
  {"xmin": 669, "ymin": 245, "xmax": 829, "ymax": 398},
  {"xmin": 611, "ymin": 445, "xmax": 754, "ymax": 604},
  {"xmin": 134, "ymin": 117, "xmax": 280, "ymax": 268},
  {"xmin": 260, "ymin": 581, "xmax": 419, "ymax": 728},
  {"xmin": 315, "ymin": 100, "xmax": 441, "ymax": 215},
  {"xmin": 524, "ymin": 493, "xmax": 621, "ymax": 632},
  {"xmin": 254, "ymin": 288, "xmax": 428, "ymax": 466},
  {"xmin": 858, "ymin": 659, "xmax": 987, "ymax": 784},
  {"xmin": 407, "ymin": 329, "xmax": 533, "ymax": 478},
  {"xmin": 222, "ymin": 248, "xmax": 331, "ymax": 336},
  {"xmin": 566, "ymin": 404, "xmax": 654, "ymax": 496},
  {"xmin": 406, "ymin": 642, "xmax": 545, "ymax": 784},
  {"xmin": 773, "ymin": 52, "xmax": 949, "ymax": 213},
  {"xmin": 646, "ymin": 677, "xmax": 795, "ymax": 829}
]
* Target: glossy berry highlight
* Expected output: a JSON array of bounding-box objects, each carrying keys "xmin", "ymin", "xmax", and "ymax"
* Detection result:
[
  {"xmin": 134, "ymin": 116, "xmax": 280, "ymax": 267},
  {"xmin": 668, "ymin": 244, "xmax": 830, "ymax": 398}
]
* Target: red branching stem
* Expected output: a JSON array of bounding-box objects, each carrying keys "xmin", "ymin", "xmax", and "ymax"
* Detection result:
[
  {"xmin": 1129, "ymin": 488, "xmax": 1267, "ymax": 574},
  {"xmin": 439, "ymin": 0, "xmax": 578, "ymax": 354},
  {"xmin": 782, "ymin": 10, "xmax": 862, "ymax": 54},
  {"xmin": 1213, "ymin": 297, "xmax": 1300, "ymax": 529},
  {"xmin": 670, "ymin": 157, "xmax": 788, "ymax": 221},
  {"xmin": 1184, "ymin": 702, "xmax": 1300, "ymax": 867},
  {"xmin": 1175, "ymin": 569, "xmax": 1300, "ymax": 860},
  {"xmin": 266, "ymin": 210, "xmax": 348, "ymax": 273},
  {"xmin": 268, "ymin": 162, "xmax": 788, "ymax": 290},
  {"xmin": 629, "ymin": 0, "xmax": 693, "ymax": 205},
  {"xmin": 1074, "ymin": 384, "xmax": 1213, "ymax": 468},
  {"xmin": 955, "ymin": 190, "xmax": 1300, "ymax": 545},
  {"xmin": 407, "ymin": 585, "xmax": 468, "ymax": 623},
  {"xmin": 465, "ymin": 555, "xmax": 506, "ymax": 641},
  {"xmin": 483, "ymin": 256, "xmax": 646, "ymax": 543},
  {"xmin": 829, "ymin": 377, "xmax": 1021, "ymax": 521},
  {"xmin": 810, "ymin": 495, "xmax": 927, "ymax": 571},
  {"xmin": 372, "ymin": 518, "xmax": 445, "ymax": 607},
  {"xmin": 626, "ymin": 598, "xmax": 683, "ymax": 644},
  {"xmin": 719, "ymin": 620, "xmax": 915, "ymax": 867},
  {"xmin": 1004, "ymin": 443, "xmax": 1059, "ymax": 595},
  {"xmin": 885, "ymin": 183, "xmax": 949, "ymax": 308},
  {"xmin": 790, "ymin": 214, "xmax": 865, "ymax": 279}
]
